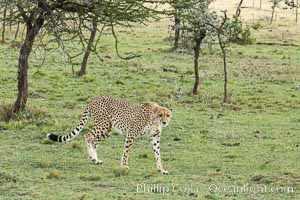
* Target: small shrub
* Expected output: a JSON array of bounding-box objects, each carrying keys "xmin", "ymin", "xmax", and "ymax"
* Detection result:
[
  {"xmin": 37, "ymin": 161, "xmax": 50, "ymax": 168},
  {"xmin": 241, "ymin": 26, "xmax": 256, "ymax": 44},
  {"xmin": 110, "ymin": 60, "xmax": 129, "ymax": 68},
  {"xmin": 63, "ymin": 101, "xmax": 76, "ymax": 109},
  {"xmin": 230, "ymin": 17, "xmax": 256, "ymax": 45},
  {"xmin": 79, "ymin": 174, "xmax": 102, "ymax": 181},
  {"xmin": 207, "ymin": 169, "xmax": 221, "ymax": 176},
  {"xmin": 115, "ymin": 80, "xmax": 125, "ymax": 85},
  {"xmin": 82, "ymin": 76, "xmax": 94, "ymax": 83},
  {"xmin": 33, "ymin": 70, "xmax": 46, "ymax": 77},
  {"xmin": 48, "ymin": 170, "xmax": 61, "ymax": 179},
  {"xmin": 77, "ymin": 194, "xmax": 86, "ymax": 200},
  {"xmin": 72, "ymin": 142, "xmax": 81, "ymax": 149},
  {"xmin": 0, "ymin": 103, "xmax": 13, "ymax": 122},
  {"xmin": 17, "ymin": 107, "xmax": 45, "ymax": 121},
  {"xmin": 77, "ymin": 96, "xmax": 89, "ymax": 102},
  {"xmin": 43, "ymin": 138, "xmax": 55, "ymax": 145},
  {"xmin": 138, "ymin": 152, "xmax": 149, "ymax": 159},
  {"xmin": 0, "ymin": 103, "xmax": 46, "ymax": 122},
  {"xmin": 0, "ymin": 171, "xmax": 17, "ymax": 183},
  {"xmin": 251, "ymin": 21, "xmax": 263, "ymax": 30},
  {"xmin": 114, "ymin": 168, "xmax": 129, "ymax": 177}
]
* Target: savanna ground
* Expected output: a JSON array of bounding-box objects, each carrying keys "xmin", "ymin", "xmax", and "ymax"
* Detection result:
[{"xmin": 0, "ymin": 1, "xmax": 299, "ymax": 199}]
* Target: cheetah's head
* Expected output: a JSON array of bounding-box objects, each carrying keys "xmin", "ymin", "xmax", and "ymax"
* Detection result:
[{"xmin": 150, "ymin": 104, "xmax": 172, "ymax": 127}]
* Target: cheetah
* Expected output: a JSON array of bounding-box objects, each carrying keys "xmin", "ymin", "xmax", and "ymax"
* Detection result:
[{"xmin": 47, "ymin": 96, "xmax": 172, "ymax": 174}]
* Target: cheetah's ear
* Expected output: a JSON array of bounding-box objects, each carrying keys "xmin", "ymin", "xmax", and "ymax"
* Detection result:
[{"xmin": 147, "ymin": 102, "xmax": 160, "ymax": 113}]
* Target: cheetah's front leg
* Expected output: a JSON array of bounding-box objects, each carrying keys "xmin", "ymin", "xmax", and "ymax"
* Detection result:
[
  {"xmin": 151, "ymin": 132, "xmax": 168, "ymax": 175},
  {"xmin": 121, "ymin": 136, "xmax": 134, "ymax": 169}
]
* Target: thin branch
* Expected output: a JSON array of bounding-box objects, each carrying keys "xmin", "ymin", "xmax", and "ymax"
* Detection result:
[
  {"xmin": 235, "ymin": 0, "xmax": 244, "ymax": 18},
  {"xmin": 39, "ymin": 0, "xmax": 69, "ymax": 65},
  {"xmin": 16, "ymin": 5, "xmax": 32, "ymax": 28},
  {"xmin": 110, "ymin": 23, "xmax": 141, "ymax": 60}
]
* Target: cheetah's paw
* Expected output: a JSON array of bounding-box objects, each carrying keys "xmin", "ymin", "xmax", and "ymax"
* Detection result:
[
  {"xmin": 159, "ymin": 169, "xmax": 169, "ymax": 175},
  {"xmin": 92, "ymin": 159, "xmax": 103, "ymax": 165}
]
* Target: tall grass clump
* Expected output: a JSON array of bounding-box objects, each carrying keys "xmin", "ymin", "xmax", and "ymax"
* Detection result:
[
  {"xmin": 0, "ymin": 103, "xmax": 46, "ymax": 123},
  {"xmin": 0, "ymin": 103, "xmax": 13, "ymax": 122}
]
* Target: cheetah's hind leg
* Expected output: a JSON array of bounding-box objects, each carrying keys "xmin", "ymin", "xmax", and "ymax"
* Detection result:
[
  {"xmin": 84, "ymin": 126, "xmax": 111, "ymax": 165},
  {"xmin": 84, "ymin": 131, "xmax": 103, "ymax": 164}
]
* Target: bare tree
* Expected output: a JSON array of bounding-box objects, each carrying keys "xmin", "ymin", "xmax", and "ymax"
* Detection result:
[
  {"xmin": 216, "ymin": 12, "xmax": 231, "ymax": 103},
  {"xmin": 270, "ymin": 0, "xmax": 283, "ymax": 24},
  {"xmin": 205, "ymin": 11, "xmax": 233, "ymax": 103},
  {"xmin": 236, "ymin": 0, "xmax": 244, "ymax": 18},
  {"xmin": 260, "ymin": 0, "xmax": 263, "ymax": 9},
  {"xmin": 1, "ymin": 4, "xmax": 6, "ymax": 43},
  {"xmin": 297, "ymin": 0, "xmax": 299, "ymax": 22},
  {"xmin": 14, "ymin": 22, "xmax": 20, "ymax": 39}
]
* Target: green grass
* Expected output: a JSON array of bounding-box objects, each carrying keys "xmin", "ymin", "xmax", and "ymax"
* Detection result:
[{"xmin": 0, "ymin": 18, "xmax": 299, "ymax": 199}]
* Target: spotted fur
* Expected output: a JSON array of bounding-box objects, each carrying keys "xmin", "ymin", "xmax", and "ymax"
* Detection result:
[{"xmin": 47, "ymin": 96, "xmax": 172, "ymax": 174}]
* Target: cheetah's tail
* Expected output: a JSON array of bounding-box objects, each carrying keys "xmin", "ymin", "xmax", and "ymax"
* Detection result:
[{"xmin": 47, "ymin": 105, "xmax": 90, "ymax": 143}]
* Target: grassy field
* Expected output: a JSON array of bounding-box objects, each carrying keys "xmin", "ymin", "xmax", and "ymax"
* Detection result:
[{"xmin": 1, "ymin": 4, "xmax": 300, "ymax": 200}]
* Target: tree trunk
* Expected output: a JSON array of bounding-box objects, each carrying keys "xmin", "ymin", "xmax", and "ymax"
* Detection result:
[
  {"xmin": 9, "ymin": 8, "xmax": 13, "ymax": 30},
  {"xmin": 174, "ymin": 15, "xmax": 180, "ymax": 49},
  {"xmin": 14, "ymin": 40, "xmax": 30, "ymax": 113},
  {"xmin": 15, "ymin": 22, "xmax": 20, "ymax": 39},
  {"xmin": 193, "ymin": 38, "xmax": 200, "ymax": 95},
  {"xmin": 259, "ymin": 0, "xmax": 262, "ymax": 9},
  {"xmin": 192, "ymin": 30, "xmax": 206, "ymax": 95},
  {"xmin": 13, "ymin": 16, "xmax": 44, "ymax": 113},
  {"xmin": 296, "ymin": 0, "xmax": 299, "ymax": 23},
  {"xmin": 235, "ymin": 0, "xmax": 244, "ymax": 18},
  {"xmin": 2, "ymin": 8, "xmax": 6, "ymax": 43},
  {"xmin": 217, "ymin": 32, "xmax": 228, "ymax": 103},
  {"xmin": 221, "ymin": 47, "xmax": 227, "ymax": 103},
  {"xmin": 77, "ymin": 20, "xmax": 97, "ymax": 77},
  {"xmin": 270, "ymin": 3, "xmax": 277, "ymax": 24}
]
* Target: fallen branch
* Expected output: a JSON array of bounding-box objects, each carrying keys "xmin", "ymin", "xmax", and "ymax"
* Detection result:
[
  {"xmin": 162, "ymin": 67, "xmax": 180, "ymax": 73},
  {"xmin": 256, "ymin": 42, "xmax": 300, "ymax": 47}
]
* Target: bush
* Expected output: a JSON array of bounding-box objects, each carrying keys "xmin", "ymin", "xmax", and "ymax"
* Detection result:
[
  {"xmin": 251, "ymin": 21, "xmax": 263, "ymax": 30},
  {"xmin": 0, "ymin": 103, "xmax": 13, "ymax": 122},
  {"xmin": 229, "ymin": 17, "xmax": 256, "ymax": 45},
  {"xmin": 0, "ymin": 103, "xmax": 47, "ymax": 123}
]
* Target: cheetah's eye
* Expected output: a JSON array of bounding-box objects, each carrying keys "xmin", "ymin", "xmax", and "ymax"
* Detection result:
[
  {"xmin": 167, "ymin": 114, "xmax": 170, "ymax": 117},
  {"xmin": 159, "ymin": 114, "xmax": 163, "ymax": 117}
]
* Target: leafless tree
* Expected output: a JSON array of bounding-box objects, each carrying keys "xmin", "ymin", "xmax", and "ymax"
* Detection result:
[
  {"xmin": 297, "ymin": 0, "xmax": 299, "ymax": 22},
  {"xmin": 270, "ymin": 0, "xmax": 283, "ymax": 24},
  {"xmin": 260, "ymin": 0, "xmax": 263, "ymax": 9},
  {"xmin": 1, "ymin": 4, "xmax": 6, "ymax": 43},
  {"xmin": 216, "ymin": 12, "xmax": 230, "ymax": 103},
  {"xmin": 236, "ymin": 0, "xmax": 244, "ymax": 18}
]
